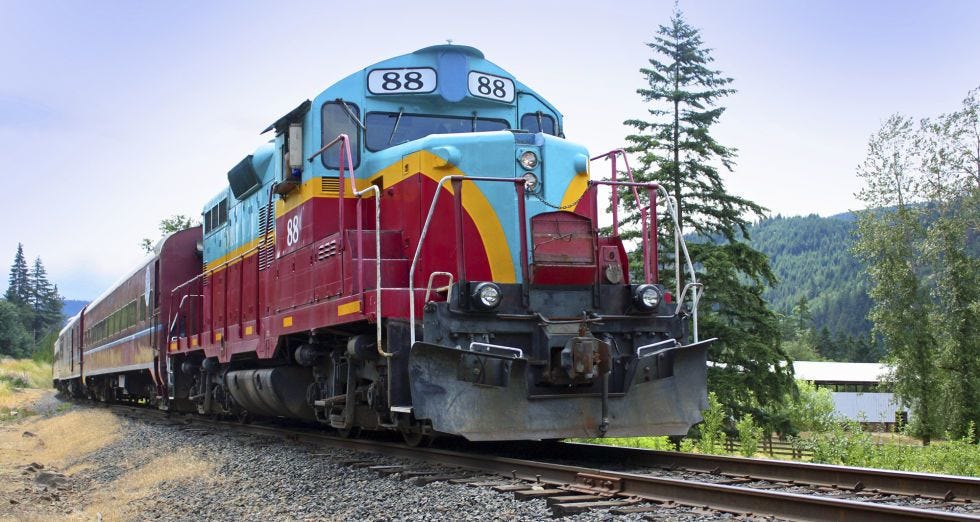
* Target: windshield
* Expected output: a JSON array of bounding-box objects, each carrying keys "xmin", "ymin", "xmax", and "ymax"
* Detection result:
[{"xmin": 365, "ymin": 112, "xmax": 509, "ymax": 151}]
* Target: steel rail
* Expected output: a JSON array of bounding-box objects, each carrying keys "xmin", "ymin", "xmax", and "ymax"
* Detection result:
[
  {"xmin": 558, "ymin": 442, "xmax": 980, "ymax": 502},
  {"xmin": 106, "ymin": 405, "xmax": 979, "ymax": 521}
]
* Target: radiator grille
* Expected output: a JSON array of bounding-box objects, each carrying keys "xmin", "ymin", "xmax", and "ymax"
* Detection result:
[
  {"xmin": 258, "ymin": 198, "xmax": 276, "ymax": 271},
  {"xmin": 321, "ymin": 177, "xmax": 340, "ymax": 195},
  {"xmin": 316, "ymin": 240, "xmax": 338, "ymax": 261}
]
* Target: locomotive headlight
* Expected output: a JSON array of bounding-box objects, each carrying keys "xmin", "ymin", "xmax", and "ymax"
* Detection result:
[
  {"xmin": 522, "ymin": 172, "xmax": 539, "ymax": 193},
  {"xmin": 472, "ymin": 282, "xmax": 502, "ymax": 310},
  {"xmin": 519, "ymin": 150, "xmax": 539, "ymax": 169},
  {"xmin": 633, "ymin": 284, "xmax": 661, "ymax": 311}
]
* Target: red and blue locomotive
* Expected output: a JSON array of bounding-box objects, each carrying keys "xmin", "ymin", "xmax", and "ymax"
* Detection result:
[{"xmin": 54, "ymin": 45, "xmax": 712, "ymax": 443}]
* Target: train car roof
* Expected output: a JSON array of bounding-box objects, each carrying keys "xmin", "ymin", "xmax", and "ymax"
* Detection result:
[
  {"xmin": 58, "ymin": 312, "xmax": 80, "ymax": 336},
  {"xmin": 84, "ymin": 227, "xmax": 192, "ymax": 312},
  {"xmin": 85, "ymin": 254, "xmax": 155, "ymax": 313}
]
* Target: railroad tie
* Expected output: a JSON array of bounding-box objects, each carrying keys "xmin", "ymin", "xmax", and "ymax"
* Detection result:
[
  {"xmin": 545, "ymin": 494, "xmax": 605, "ymax": 506},
  {"xmin": 414, "ymin": 475, "xmax": 472, "ymax": 486},
  {"xmin": 492, "ymin": 483, "xmax": 536, "ymax": 492},
  {"xmin": 513, "ymin": 488, "xmax": 567, "ymax": 500},
  {"xmin": 369, "ymin": 465, "xmax": 405, "ymax": 476},
  {"xmin": 550, "ymin": 499, "xmax": 639, "ymax": 517}
]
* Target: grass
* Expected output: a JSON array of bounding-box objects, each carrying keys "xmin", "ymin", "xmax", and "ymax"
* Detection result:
[
  {"xmin": 31, "ymin": 409, "xmax": 122, "ymax": 464},
  {"xmin": 0, "ymin": 357, "xmax": 52, "ymax": 391},
  {"xmin": 578, "ymin": 423, "xmax": 980, "ymax": 477},
  {"xmin": 82, "ymin": 449, "xmax": 216, "ymax": 521},
  {"xmin": 0, "ymin": 358, "xmax": 53, "ymax": 418},
  {"xmin": 569, "ymin": 436, "xmax": 676, "ymax": 451}
]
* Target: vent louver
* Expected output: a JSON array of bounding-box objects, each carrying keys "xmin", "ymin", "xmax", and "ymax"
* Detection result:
[
  {"xmin": 321, "ymin": 177, "xmax": 340, "ymax": 195},
  {"xmin": 258, "ymin": 198, "xmax": 276, "ymax": 271}
]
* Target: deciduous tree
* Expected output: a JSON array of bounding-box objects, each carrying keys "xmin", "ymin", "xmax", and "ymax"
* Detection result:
[
  {"xmin": 853, "ymin": 114, "xmax": 942, "ymax": 442},
  {"xmin": 140, "ymin": 214, "xmax": 198, "ymax": 253},
  {"xmin": 915, "ymin": 92, "xmax": 980, "ymax": 438}
]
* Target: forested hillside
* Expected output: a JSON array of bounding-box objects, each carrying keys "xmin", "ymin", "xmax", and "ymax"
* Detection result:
[
  {"xmin": 750, "ymin": 214, "xmax": 872, "ymax": 341},
  {"xmin": 62, "ymin": 299, "xmax": 87, "ymax": 322}
]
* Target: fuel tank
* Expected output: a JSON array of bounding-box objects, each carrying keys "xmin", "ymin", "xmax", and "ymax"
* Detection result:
[{"xmin": 224, "ymin": 367, "xmax": 315, "ymax": 420}]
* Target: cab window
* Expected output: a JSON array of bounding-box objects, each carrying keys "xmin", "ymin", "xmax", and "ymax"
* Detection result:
[
  {"xmin": 204, "ymin": 199, "xmax": 227, "ymax": 235},
  {"xmin": 521, "ymin": 112, "xmax": 556, "ymax": 135},
  {"xmin": 365, "ymin": 112, "xmax": 509, "ymax": 151},
  {"xmin": 321, "ymin": 102, "xmax": 361, "ymax": 169}
]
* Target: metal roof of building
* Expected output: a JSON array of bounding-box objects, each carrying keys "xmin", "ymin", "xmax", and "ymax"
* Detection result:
[{"xmin": 793, "ymin": 361, "xmax": 891, "ymax": 383}]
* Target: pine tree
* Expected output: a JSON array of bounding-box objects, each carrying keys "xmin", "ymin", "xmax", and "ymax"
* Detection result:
[
  {"xmin": 622, "ymin": 9, "xmax": 794, "ymax": 426},
  {"xmin": 793, "ymin": 296, "xmax": 812, "ymax": 336},
  {"xmin": 4, "ymin": 243, "xmax": 30, "ymax": 306},
  {"xmin": 0, "ymin": 299, "xmax": 31, "ymax": 358},
  {"xmin": 27, "ymin": 257, "xmax": 63, "ymax": 343},
  {"xmin": 814, "ymin": 326, "xmax": 835, "ymax": 360}
]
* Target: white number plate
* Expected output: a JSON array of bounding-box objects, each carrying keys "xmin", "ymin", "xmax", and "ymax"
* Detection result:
[
  {"xmin": 367, "ymin": 68, "xmax": 437, "ymax": 95},
  {"xmin": 468, "ymin": 71, "xmax": 515, "ymax": 103}
]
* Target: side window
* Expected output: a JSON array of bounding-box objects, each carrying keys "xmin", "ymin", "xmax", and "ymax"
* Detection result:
[
  {"xmin": 204, "ymin": 199, "xmax": 228, "ymax": 235},
  {"xmin": 521, "ymin": 112, "xmax": 556, "ymax": 135},
  {"xmin": 321, "ymin": 102, "xmax": 361, "ymax": 170}
]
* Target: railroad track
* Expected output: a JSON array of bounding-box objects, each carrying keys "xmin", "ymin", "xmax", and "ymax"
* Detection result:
[
  {"xmin": 535, "ymin": 442, "xmax": 980, "ymax": 502},
  {"xmin": 107, "ymin": 404, "xmax": 980, "ymax": 521}
]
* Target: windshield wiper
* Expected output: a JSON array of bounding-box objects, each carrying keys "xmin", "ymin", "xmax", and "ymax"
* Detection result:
[
  {"xmin": 536, "ymin": 111, "xmax": 544, "ymax": 133},
  {"xmin": 471, "ymin": 111, "xmax": 478, "ymax": 132},
  {"xmin": 335, "ymin": 98, "xmax": 366, "ymax": 131},
  {"xmin": 387, "ymin": 108, "xmax": 404, "ymax": 145}
]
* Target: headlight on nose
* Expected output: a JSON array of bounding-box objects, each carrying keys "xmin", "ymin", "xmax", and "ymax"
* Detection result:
[
  {"xmin": 472, "ymin": 282, "xmax": 502, "ymax": 310},
  {"xmin": 633, "ymin": 284, "xmax": 661, "ymax": 311},
  {"xmin": 522, "ymin": 172, "xmax": 539, "ymax": 193},
  {"xmin": 519, "ymin": 150, "xmax": 538, "ymax": 169}
]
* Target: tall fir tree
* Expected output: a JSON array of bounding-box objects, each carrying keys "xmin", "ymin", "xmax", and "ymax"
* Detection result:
[
  {"xmin": 0, "ymin": 299, "xmax": 31, "ymax": 358},
  {"xmin": 5, "ymin": 243, "xmax": 30, "ymax": 306},
  {"xmin": 622, "ymin": 9, "xmax": 794, "ymax": 427},
  {"xmin": 28, "ymin": 257, "xmax": 63, "ymax": 343}
]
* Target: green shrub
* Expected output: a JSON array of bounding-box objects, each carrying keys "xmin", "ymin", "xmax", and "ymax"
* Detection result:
[
  {"xmin": 679, "ymin": 438, "xmax": 696, "ymax": 453},
  {"xmin": 572, "ymin": 436, "xmax": 675, "ymax": 450},
  {"xmin": 736, "ymin": 413, "xmax": 763, "ymax": 457},
  {"xmin": 698, "ymin": 392, "xmax": 726, "ymax": 454}
]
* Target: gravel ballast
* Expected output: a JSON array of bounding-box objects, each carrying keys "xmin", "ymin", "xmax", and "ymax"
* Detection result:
[{"xmin": 8, "ymin": 400, "xmax": 736, "ymax": 521}]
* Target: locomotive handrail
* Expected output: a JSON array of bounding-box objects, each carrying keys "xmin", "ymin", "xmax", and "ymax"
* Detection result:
[
  {"xmin": 588, "ymin": 179, "xmax": 659, "ymax": 284},
  {"xmin": 636, "ymin": 338, "xmax": 680, "ymax": 358},
  {"xmin": 331, "ymin": 134, "xmax": 387, "ymax": 359},
  {"xmin": 675, "ymin": 282, "xmax": 704, "ymax": 342},
  {"xmin": 409, "ymin": 175, "xmax": 527, "ymax": 348},
  {"xmin": 590, "ymin": 149, "xmax": 702, "ymax": 342},
  {"xmin": 424, "ymin": 271, "xmax": 454, "ymax": 303},
  {"xmin": 469, "ymin": 341, "xmax": 524, "ymax": 359},
  {"xmin": 168, "ymin": 294, "xmax": 202, "ymax": 340}
]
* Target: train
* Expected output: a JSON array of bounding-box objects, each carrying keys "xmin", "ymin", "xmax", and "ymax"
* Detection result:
[{"xmin": 53, "ymin": 45, "xmax": 713, "ymax": 444}]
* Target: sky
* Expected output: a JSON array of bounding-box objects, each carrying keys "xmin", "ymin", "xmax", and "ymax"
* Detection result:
[{"xmin": 1, "ymin": 0, "xmax": 978, "ymax": 300}]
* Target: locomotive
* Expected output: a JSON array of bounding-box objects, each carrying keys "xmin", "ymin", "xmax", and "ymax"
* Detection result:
[{"xmin": 54, "ymin": 45, "xmax": 713, "ymax": 443}]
